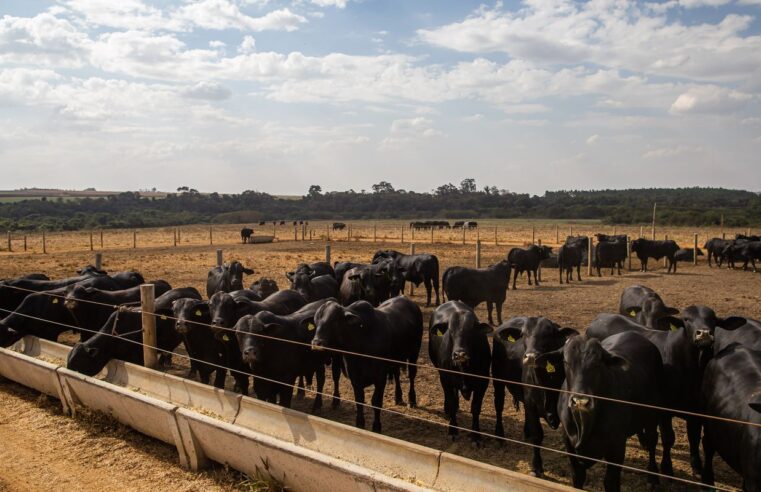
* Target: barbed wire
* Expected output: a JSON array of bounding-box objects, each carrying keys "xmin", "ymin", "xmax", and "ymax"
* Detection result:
[{"xmin": 0, "ymin": 306, "xmax": 735, "ymax": 492}]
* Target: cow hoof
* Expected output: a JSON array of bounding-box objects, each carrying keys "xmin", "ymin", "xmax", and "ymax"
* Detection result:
[
  {"xmin": 529, "ymin": 471, "xmax": 544, "ymax": 479},
  {"xmin": 395, "ymin": 398, "xmax": 405, "ymax": 406}
]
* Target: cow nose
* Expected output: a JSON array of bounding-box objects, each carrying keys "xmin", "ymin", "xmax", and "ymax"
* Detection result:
[
  {"xmin": 452, "ymin": 351, "xmax": 469, "ymax": 364},
  {"xmin": 311, "ymin": 339, "xmax": 325, "ymax": 351},
  {"xmin": 64, "ymin": 299, "xmax": 77, "ymax": 310},
  {"xmin": 523, "ymin": 352, "xmax": 538, "ymax": 367},
  {"xmin": 695, "ymin": 330, "xmax": 714, "ymax": 344},
  {"xmin": 242, "ymin": 347, "xmax": 256, "ymax": 361},
  {"xmin": 176, "ymin": 322, "xmax": 188, "ymax": 334},
  {"xmin": 570, "ymin": 396, "xmax": 591, "ymax": 410}
]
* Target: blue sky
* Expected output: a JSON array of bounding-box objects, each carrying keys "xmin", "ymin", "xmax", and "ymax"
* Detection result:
[{"xmin": 1, "ymin": 0, "xmax": 760, "ymax": 195}]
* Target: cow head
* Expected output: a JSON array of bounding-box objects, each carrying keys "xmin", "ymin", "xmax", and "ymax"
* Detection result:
[
  {"xmin": 430, "ymin": 306, "xmax": 491, "ymax": 371},
  {"xmin": 496, "ymin": 317, "xmax": 578, "ymax": 428},
  {"xmin": 172, "ymin": 298, "xmax": 209, "ymax": 335},
  {"xmin": 64, "ymin": 284, "xmax": 93, "ymax": 311},
  {"xmin": 208, "ymin": 292, "xmax": 250, "ymax": 339},
  {"xmin": 250, "ymin": 278, "xmax": 278, "ymax": 299},
  {"xmin": 287, "ymin": 271, "xmax": 313, "ymax": 295},
  {"xmin": 663, "ymin": 305, "xmax": 746, "ymax": 349},
  {"xmin": 235, "ymin": 314, "xmax": 267, "ymax": 368},
  {"xmin": 312, "ymin": 300, "xmax": 364, "ymax": 351},
  {"xmin": 111, "ymin": 271, "xmax": 145, "ymax": 288},
  {"xmin": 631, "ymin": 238, "xmax": 646, "ymax": 253},
  {"xmin": 623, "ymin": 297, "xmax": 680, "ymax": 330},
  {"xmin": 561, "ymin": 336, "xmax": 628, "ymax": 448},
  {"xmin": 227, "ymin": 262, "xmax": 254, "ymax": 291},
  {"xmin": 67, "ymin": 342, "xmax": 108, "ymax": 376}
]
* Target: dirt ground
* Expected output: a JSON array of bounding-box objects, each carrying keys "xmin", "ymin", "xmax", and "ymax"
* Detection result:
[{"xmin": 2, "ymin": 232, "xmax": 759, "ymax": 491}]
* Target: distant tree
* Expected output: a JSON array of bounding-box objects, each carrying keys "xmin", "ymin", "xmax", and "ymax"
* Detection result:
[
  {"xmin": 435, "ymin": 183, "xmax": 459, "ymax": 196},
  {"xmin": 460, "ymin": 178, "xmax": 476, "ymax": 193},
  {"xmin": 372, "ymin": 181, "xmax": 395, "ymax": 194},
  {"xmin": 308, "ymin": 185, "xmax": 322, "ymax": 197},
  {"xmin": 177, "ymin": 186, "xmax": 189, "ymax": 192}
]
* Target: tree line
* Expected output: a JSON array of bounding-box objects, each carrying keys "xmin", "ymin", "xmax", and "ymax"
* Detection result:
[{"xmin": 1, "ymin": 181, "xmax": 759, "ymax": 232}]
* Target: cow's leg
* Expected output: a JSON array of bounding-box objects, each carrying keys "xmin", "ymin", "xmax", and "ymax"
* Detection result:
[
  {"xmin": 296, "ymin": 375, "xmax": 305, "ymax": 399},
  {"xmin": 659, "ymin": 415, "xmax": 675, "ymax": 476},
  {"xmin": 486, "ymin": 301, "xmax": 494, "ymax": 325},
  {"xmin": 442, "ymin": 376, "xmax": 459, "ymax": 439},
  {"xmin": 353, "ymin": 385, "xmax": 366, "ymax": 429},
  {"xmin": 432, "ymin": 274, "xmax": 440, "ymax": 305},
  {"xmin": 393, "ymin": 366, "xmax": 404, "ymax": 406},
  {"xmin": 525, "ymin": 405, "xmax": 545, "ymax": 477},
  {"xmin": 565, "ymin": 436, "xmax": 586, "ymax": 489},
  {"xmin": 280, "ymin": 381, "xmax": 294, "ymax": 409},
  {"xmin": 311, "ymin": 365, "xmax": 325, "ymax": 414},
  {"xmin": 603, "ymin": 440, "xmax": 626, "ymax": 492},
  {"xmin": 527, "ymin": 268, "xmax": 532, "ymax": 286},
  {"xmin": 423, "ymin": 277, "xmax": 433, "ymax": 306},
  {"xmin": 496, "ymin": 299, "xmax": 504, "ymax": 325},
  {"xmin": 638, "ymin": 424, "xmax": 660, "ymax": 489},
  {"xmin": 469, "ymin": 384, "xmax": 486, "ymax": 443},
  {"xmin": 330, "ymin": 357, "xmax": 342, "ymax": 408},
  {"xmin": 198, "ymin": 368, "xmax": 211, "ymax": 385},
  {"xmin": 371, "ymin": 378, "xmax": 386, "ymax": 433},
  {"xmin": 212, "ymin": 367, "xmax": 227, "ymax": 389},
  {"xmin": 702, "ymin": 431, "xmax": 716, "ymax": 486},
  {"xmin": 512, "ymin": 268, "xmax": 518, "ymax": 290},
  {"xmin": 686, "ymin": 417, "xmax": 703, "ymax": 475},
  {"xmin": 559, "ymin": 265, "xmax": 563, "ymax": 284},
  {"xmin": 534, "ymin": 269, "xmax": 540, "ymax": 286},
  {"xmin": 752, "ymin": 257, "xmax": 758, "ymax": 273},
  {"xmin": 493, "ymin": 382, "xmax": 505, "ymax": 438},
  {"xmin": 407, "ymin": 360, "xmax": 417, "ymax": 408}
]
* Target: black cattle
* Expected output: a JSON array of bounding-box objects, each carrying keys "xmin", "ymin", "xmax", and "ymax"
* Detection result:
[
  {"xmin": 619, "ymin": 285, "xmax": 679, "ymax": 329},
  {"xmin": 286, "ymin": 272, "xmax": 338, "ymax": 302},
  {"xmin": 372, "ymin": 250, "xmax": 440, "ymax": 306},
  {"xmin": 228, "ymin": 289, "xmax": 262, "ymax": 302},
  {"xmin": 558, "ymin": 243, "xmax": 583, "ymax": 284},
  {"xmin": 492, "ymin": 317, "xmax": 578, "ymax": 477},
  {"xmin": 279, "ymin": 220, "xmax": 286, "ymax": 225},
  {"xmin": 337, "ymin": 263, "xmax": 400, "ymax": 307},
  {"xmin": 292, "ymin": 261, "xmax": 335, "ymax": 279},
  {"xmin": 720, "ymin": 241, "xmax": 749, "ymax": 270},
  {"xmin": 452, "ymin": 221, "xmax": 465, "ymax": 229},
  {"xmin": 724, "ymin": 241, "xmax": 761, "ymax": 272},
  {"xmin": 595, "ymin": 233, "xmax": 627, "ymax": 243},
  {"xmin": 674, "ymin": 247, "xmax": 703, "ymax": 262},
  {"xmin": 540, "ymin": 254, "xmax": 558, "ymax": 269},
  {"xmin": 173, "ymin": 298, "xmax": 228, "ymax": 387},
  {"xmin": 701, "ymin": 344, "xmax": 761, "ymax": 489},
  {"xmin": 558, "ymin": 333, "xmax": 663, "ymax": 491},
  {"xmin": 332, "ymin": 222, "xmax": 346, "ymax": 230},
  {"xmin": 206, "ymin": 261, "xmax": 254, "ymax": 297},
  {"xmin": 631, "ymin": 238, "xmax": 679, "ymax": 273},
  {"xmin": 338, "ymin": 267, "xmax": 365, "ymax": 306},
  {"xmin": 0, "ymin": 267, "xmax": 108, "ymax": 313},
  {"xmin": 236, "ymin": 299, "xmax": 332, "ymax": 412},
  {"xmin": 2, "ymin": 273, "xmax": 49, "ymax": 282},
  {"xmin": 333, "ymin": 261, "xmax": 365, "ymax": 284},
  {"xmin": 594, "ymin": 238, "xmax": 627, "ymax": 276},
  {"xmin": 258, "ymin": 221, "xmax": 266, "ymax": 226},
  {"xmin": 736, "ymin": 233, "xmax": 761, "ymax": 241},
  {"xmin": 66, "ymin": 288, "xmax": 198, "ymax": 376},
  {"xmin": 715, "ymin": 318, "xmax": 761, "ymax": 353},
  {"xmin": 429, "ymin": 301, "xmax": 492, "ymax": 441},
  {"xmin": 312, "ymin": 297, "xmax": 423, "ymax": 432},
  {"xmin": 442, "ymin": 261, "xmax": 510, "ymax": 325},
  {"xmin": 464, "ymin": 221, "xmax": 478, "ymax": 229},
  {"xmin": 506, "ymin": 245, "xmax": 552, "ymax": 289},
  {"xmin": 0, "ymin": 275, "xmax": 140, "ymax": 347},
  {"xmin": 240, "ymin": 228, "xmax": 253, "ymax": 244},
  {"xmin": 703, "ymin": 238, "xmax": 730, "ymax": 267},
  {"xmin": 249, "ymin": 277, "xmax": 278, "ymax": 299},
  {"xmin": 586, "ymin": 308, "xmax": 746, "ymax": 475},
  {"xmin": 64, "ymin": 281, "xmax": 172, "ymax": 341}
]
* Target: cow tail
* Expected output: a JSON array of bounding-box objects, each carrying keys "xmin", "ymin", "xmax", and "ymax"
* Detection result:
[{"xmin": 441, "ymin": 266, "xmax": 448, "ymax": 302}]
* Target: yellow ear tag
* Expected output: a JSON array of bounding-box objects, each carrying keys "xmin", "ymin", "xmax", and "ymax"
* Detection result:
[
  {"xmin": 436, "ymin": 329, "xmax": 443, "ymax": 336},
  {"xmin": 629, "ymin": 310, "xmax": 636, "ymax": 317},
  {"xmin": 160, "ymin": 315, "xmax": 167, "ymax": 320},
  {"xmin": 507, "ymin": 335, "xmax": 516, "ymax": 343},
  {"xmin": 307, "ymin": 322, "xmax": 315, "ymax": 331},
  {"xmin": 222, "ymin": 334, "xmax": 230, "ymax": 341},
  {"xmin": 195, "ymin": 310, "xmax": 202, "ymax": 317},
  {"xmin": 52, "ymin": 298, "xmax": 59, "ymax": 304},
  {"xmin": 545, "ymin": 361, "xmax": 556, "ymax": 373},
  {"xmin": 670, "ymin": 324, "xmax": 678, "ymax": 332}
]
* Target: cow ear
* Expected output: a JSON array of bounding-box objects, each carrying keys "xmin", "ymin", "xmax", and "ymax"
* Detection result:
[
  {"xmin": 665, "ymin": 307, "xmax": 680, "ymax": 316},
  {"xmin": 478, "ymin": 323, "xmax": 494, "ymax": 335},
  {"xmin": 263, "ymin": 323, "xmax": 280, "ymax": 333},
  {"xmin": 559, "ymin": 328, "xmax": 579, "ymax": 341},
  {"xmin": 749, "ymin": 394, "xmax": 761, "ymax": 414},
  {"xmin": 431, "ymin": 323, "xmax": 447, "ymax": 337},
  {"xmin": 285, "ymin": 271, "xmax": 294, "ymax": 280},
  {"xmin": 344, "ymin": 311, "xmax": 362, "ymax": 327},
  {"xmin": 499, "ymin": 327, "xmax": 522, "ymax": 344},
  {"xmin": 719, "ymin": 316, "xmax": 746, "ymax": 331},
  {"xmin": 243, "ymin": 268, "xmax": 254, "ymax": 275},
  {"xmin": 624, "ymin": 306, "xmax": 642, "ymax": 317},
  {"xmin": 656, "ymin": 316, "xmax": 684, "ymax": 332},
  {"xmin": 602, "ymin": 351, "xmax": 629, "ymax": 370}
]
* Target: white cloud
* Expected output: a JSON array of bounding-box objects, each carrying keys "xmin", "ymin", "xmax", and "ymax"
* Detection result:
[
  {"xmin": 309, "ymin": 0, "xmax": 349, "ymax": 7},
  {"xmin": 586, "ymin": 134, "xmax": 600, "ymax": 145},
  {"xmin": 669, "ymin": 85, "xmax": 753, "ymax": 114},
  {"xmin": 679, "ymin": 0, "xmax": 732, "ymax": 7},
  {"xmin": 174, "ymin": 2, "xmax": 306, "ymax": 32},
  {"xmin": 181, "ymin": 81, "xmax": 232, "ymax": 100},
  {"xmin": 209, "ymin": 40, "xmax": 226, "ymax": 49},
  {"xmin": 239, "ymin": 35, "xmax": 256, "ymax": 53},
  {"xmin": 462, "ymin": 113, "xmax": 484, "ymax": 122},
  {"xmin": 0, "ymin": 13, "xmax": 91, "ymax": 68},
  {"xmin": 642, "ymin": 145, "xmax": 704, "ymax": 158}
]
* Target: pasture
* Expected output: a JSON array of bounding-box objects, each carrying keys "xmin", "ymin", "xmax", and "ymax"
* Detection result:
[{"xmin": 1, "ymin": 220, "xmax": 759, "ymax": 491}]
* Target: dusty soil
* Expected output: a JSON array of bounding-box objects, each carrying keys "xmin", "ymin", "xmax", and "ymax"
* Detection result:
[{"xmin": 2, "ymin": 232, "xmax": 759, "ymax": 491}]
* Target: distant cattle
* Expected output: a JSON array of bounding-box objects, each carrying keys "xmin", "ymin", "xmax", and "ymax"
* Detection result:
[
  {"xmin": 258, "ymin": 221, "xmax": 266, "ymax": 226},
  {"xmin": 279, "ymin": 220, "xmax": 286, "ymax": 225},
  {"xmin": 594, "ymin": 237, "xmax": 627, "ymax": 276},
  {"xmin": 372, "ymin": 250, "xmax": 440, "ymax": 306},
  {"xmin": 631, "ymin": 238, "xmax": 679, "ymax": 273},
  {"xmin": 558, "ymin": 243, "xmax": 583, "ymax": 284},
  {"xmin": 595, "ymin": 233, "xmax": 627, "ymax": 243},
  {"xmin": 463, "ymin": 221, "xmax": 478, "ymax": 229},
  {"xmin": 240, "ymin": 228, "xmax": 253, "ymax": 244},
  {"xmin": 410, "ymin": 220, "xmax": 450, "ymax": 230},
  {"xmin": 206, "ymin": 261, "xmax": 254, "ymax": 298},
  {"xmin": 506, "ymin": 245, "xmax": 552, "ymax": 289},
  {"xmin": 703, "ymin": 238, "xmax": 731, "ymax": 267},
  {"xmin": 452, "ymin": 221, "xmax": 465, "ymax": 229},
  {"xmin": 723, "ymin": 240, "xmax": 761, "ymax": 272},
  {"xmin": 674, "ymin": 247, "xmax": 703, "ymax": 262},
  {"xmin": 736, "ymin": 234, "xmax": 761, "ymax": 241},
  {"xmin": 442, "ymin": 261, "xmax": 510, "ymax": 325},
  {"xmin": 332, "ymin": 222, "xmax": 346, "ymax": 231}
]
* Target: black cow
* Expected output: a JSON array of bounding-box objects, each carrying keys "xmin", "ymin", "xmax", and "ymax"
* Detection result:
[
  {"xmin": 333, "ymin": 261, "xmax": 366, "ymax": 284},
  {"xmin": 724, "ymin": 241, "xmax": 761, "ymax": 272},
  {"xmin": 279, "ymin": 220, "xmax": 285, "ymax": 226},
  {"xmin": 0, "ymin": 275, "xmax": 141, "ymax": 347},
  {"xmin": 492, "ymin": 317, "xmax": 578, "ymax": 477},
  {"xmin": 594, "ymin": 238, "xmax": 627, "ymax": 276},
  {"xmin": 452, "ymin": 221, "xmax": 465, "ymax": 229},
  {"xmin": 311, "ymin": 297, "xmax": 423, "ymax": 432},
  {"xmin": 619, "ymin": 285, "xmax": 679, "ymax": 329},
  {"xmin": 66, "ymin": 288, "xmax": 199, "ymax": 376},
  {"xmin": 736, "ymin": 234, "xmax": 761, "ymax": 241},
  {"xmin": 715, "ymin": 318, "xmax": 761, "ymax": 353},
  {"xmin": 236, "ymin": 299, "xmax": 332, "ymax": 412},
  {"xmin": 720, "ymin": 241, "xmax": 750, "ymax": 270},
  {"xmin": 631, "ymin": 238, "xmax": 679, "ymax": 273},
  {"xmin": 558, "ymin": 243, "xmax": 583, "ymax": 284},
  {"xmin": 172, "ymin": 298, "xmax": 227, "ymax": 386},
  {"xmin": 240, "ymin": 228, "xmax": 253, "ymax": 244},
  {"xmin": 595, "ymin": 233, "xmax": 627, "ymax": 243},
  {"xmin": 701, "ymin": 344, "xmax": 761, "ymax": 490},
  {"xmin": 0, "ymin": 267, "xmax": 108, "ymax": 313},
  {"xmin": 286, "ymin": 272, "xmax": 338, "ymax": 302},
  {"xmin": 372, "ymin": 250, "xmax": 440, "ymax": 306},
  {"xmin": 703, "ymin": 238, "xmax": 731, "ymax": 267},
  {"xmin": 249, "ymin": 278, "xmax": 279, "ymax": 299},
  {"xmin": 332, "ymin": 222, "xmax": 346, "ymax": 231},
  {"xmin": 442, "ymin": 261, "xmax": 510, "ymax": 325},
  {"xmin": 337, "ymin": 263, "xmax": 400, "ymax": 307},
  {"xmin": 586, "ymin": 308, "xmax": 746, "ymax": 475},
  {"xmin": 2, "ymin": 273, "xmax": 49, "ymax": 282},
  {"xmin": 64, "ymin": 281, "xmax": 172, "ymax": 341},
  {"xmin": 558, "ymin": 333, "xmax": 663, "ymax": 491},
  {"xmin": 429, "ymin": 301, "xmax": 492, "ymax": 441},
  {"xmin": 206, "ymin": 261, "xmax": 254, "ymax": 297},
  {"xmin": 292, "ymin": 261, "xmax": 335, "ymax": 279},
  {"xmin": 674, "ymin": 247, "xmax": 703, "ymax": 262},
  {"xmin": 258, "ymin": 221, "xmax": 266, "ymax": 226},
  {"xmin": 506, "ymin": 245, "xmax": 552, "ymax": 289}
]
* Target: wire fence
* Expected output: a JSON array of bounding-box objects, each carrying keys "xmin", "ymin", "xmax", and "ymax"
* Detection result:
[
  {"xmin": 0, "ymin": 303, "xmax": 737, "ymax": 492},
  {"xmin": 0, "ymin": 286, "xmax": 761, "ymax": 490}
]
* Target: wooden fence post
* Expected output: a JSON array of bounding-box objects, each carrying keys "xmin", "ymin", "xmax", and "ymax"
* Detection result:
[
  {"xmin": 531, "ymin": 226, "xmax": 535, "ymax": 245},
  {"xmin": 42, "ymin": 230, "xmax": 47, "ymax": 254},
  {"xmin": 23, "ymin": 235, "xmax": 27, "ymax": 252},
  {"xmin": 327, "ymin": 224, "xmax": 330, "ymax": 241},
  {"xmin": 476, "ymin": 226, "xmax": 480, "ymax": 242},
  {"xmin": 430, "ymin": 227, "xmax": 434, "ymax": 244},
  {"xmin": 373, "ymin": 225, "xmax": 377, "ymax": 243},
  {"xmin": 133, "ymin": 230, "xmax": 137, "ymax": 249},
  {"xmin": 95, "ymin": 252, "xmax": 103, "ymax": 270},
  {"xmin": 100, "ymin": 230, "xmax": 104, "ymax": 248},
  {"xmin": 720, "ymin": 213, "xmax": 724, "ymax": 238},
  {"xmin": 294, "ymin": 226, "xmax": 298, "ymax": 241},
  {"xmin": 411, "ymin": 227, "xmax": 415, "ymax": 241},
  {"xmin": 348, "ymin": 224, "xmax": 352, "ymax": 241},
  {"xmin": 587, "ymin": 236, "xmax": 593, "ymax": 276},
  {"xmin": 639, "ymin": 226, "xmax": 643, "ymax": 238},
  {"xmin": 494, "ymin": 227, "xmax": 498, "ymax": 246},
  {"xmin": 140, "ymin": 284, "xmax": 158, "ymax": 370},
  {"xmin": 325, "ymin": 243, "xmax": 331, "ymax": 265},
  {"xmin": 569, "ymin": 225, "xmax": 573, "ymax": 238},
  {"xmin": 401, "ymin": 226, "xmax": 404, "ymax": 244},
  {"xmin": 6, "ymin": 231, "xmax": 10, "ymax": 253},
  {"xmin": 663, "ymin": 235, "xmax": 668, "ymax": 267},
  {"xmin": 216, "ymin": 249, "xmax": 223, "ymax": 267},
  {"xmin": 273, "ymin": 222, "xmax": 277, "ymax": 238},
  {"xmin": 173, "ymin": 228, "xmax": 177, "ymax": 247},
  {"xmin": 693, "ymin": 233, "xmax": 698, "ymax": 266},
  {"xmin": 89, "ymin": 231, "xmax": 94, "ymax": 251},
  {"xmin": 651, "ymin": 203, "xmax": 657, "ymax": 240},
  {"xmin": 555, "ymin": 225, "xmax": 559, "ymax": 244},
  {"xmin": 409, "ymin": 244, "xmax": 416, "ymax": 296},
  {"xmin": 476, "ymin": 240, "xmax": 481, "ymax": 268},
  {"xmin": 462, "ymin": 226, "xmax": 465, "ymax": 245},
  {"xmin": 209, "ymin": 226, "xmax": 213, "ymax": 245}
]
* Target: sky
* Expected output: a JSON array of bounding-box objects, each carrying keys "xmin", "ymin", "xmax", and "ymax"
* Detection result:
[{"xmin": 1, "ymin": 0, "xmax": 760, "ymax": 196}]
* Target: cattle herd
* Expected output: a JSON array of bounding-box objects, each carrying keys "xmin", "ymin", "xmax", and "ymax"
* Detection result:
[{"xmin": 0, "ymin": 232, "xmax": 760, "ymax": 491}]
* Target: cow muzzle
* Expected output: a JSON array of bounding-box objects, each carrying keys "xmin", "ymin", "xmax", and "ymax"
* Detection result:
[
  {"xmin": 570, "ymin": 395, "xmax": 592, "ymax": 411},
  {"xmin": 452, "ymin": 350, "xmax": 469, "ymax": 366},
  {"xmin": 523, "ymin": 352, "xmax": 539, "ymax": 368},
  {"xmin": 694, "ymin": 329, "xmax": 714, "ymax": 346},
  {"xmin": 64, "ymin": 299, "xmax": 77, "ymax": 310},
  {"xmin": 176, "ymin": 322, "xmax": 188, "ymax": 335},
  {"xmin": 242, "ymin": 347, "xmax": 257, "ymax": 364},
  {"xmin": 311, "ymin": 339, "xmax": 326, "ymax": 351}
]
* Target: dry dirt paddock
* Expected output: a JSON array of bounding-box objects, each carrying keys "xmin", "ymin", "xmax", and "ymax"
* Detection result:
[{"xmin": 1, "ymin": 232, "xmax": 760, "ymax": 491}]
